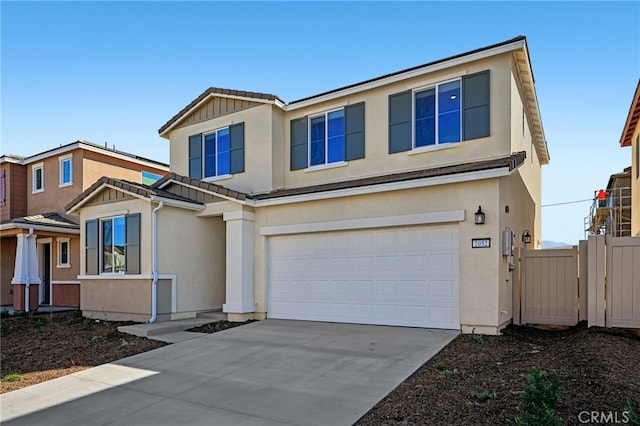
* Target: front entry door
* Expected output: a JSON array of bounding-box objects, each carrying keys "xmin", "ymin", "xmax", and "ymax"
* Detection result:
[{"xmin": 42, "ymin": 243, "xmax": 51, "ymax": 305}]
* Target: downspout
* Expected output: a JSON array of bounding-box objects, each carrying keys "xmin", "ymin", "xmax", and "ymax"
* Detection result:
[
  {"xmin": 24, "ymin": 227, "xmax": 34, "ymax": 313},
  {"xmin": 148, "ymin": 202, "xmax": 164, "ymax": 323}
]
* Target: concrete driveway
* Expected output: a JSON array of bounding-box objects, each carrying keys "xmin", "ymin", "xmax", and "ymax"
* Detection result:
[{"xmin": 1, "ymin": 320, "xmax": 458, "ymax": 426}]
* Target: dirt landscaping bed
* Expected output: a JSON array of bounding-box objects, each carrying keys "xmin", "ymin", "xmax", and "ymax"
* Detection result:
[
  {"xmin": 1, "ymin": 311, "xmax": 639, "ymax": 425},
  {"xmin": 357, "ymin": 323, "xmax": 640, "ymax": 425}
]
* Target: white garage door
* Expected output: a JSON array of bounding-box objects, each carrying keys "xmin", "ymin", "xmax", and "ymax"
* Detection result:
[{"xmin": 268, "ymin": 225, "xmax": 459, "ymax": 329}]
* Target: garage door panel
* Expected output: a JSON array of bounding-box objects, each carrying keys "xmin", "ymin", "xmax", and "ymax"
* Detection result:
[{"xmin": 268, "ymin": 225, "xmax": 459, "ymax": 329}]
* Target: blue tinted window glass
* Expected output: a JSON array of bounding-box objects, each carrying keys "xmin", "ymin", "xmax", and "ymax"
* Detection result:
[
  {"xmin": 327, "ymin": 110, "xmax": 344, "ymax": 163},
  {"xmin": 62, "ymin": 159, "xmax": 71, "ymax": 183},
  {"xmin": 310, "ymin": 116, "xmax": 325, "ymax": 166},
  {"xmin": 217, "ymin": 128, "xmax": 230, "ymax": 175},
  {"xmin": 204, "ymin": 133, "xmax": 216, "ymax": 177},
  {"xmin": 438, "ymin": 81, "xmax": 461, "ymax": 143},
  {"xmin": 113, "ymin": 216, "xmax": 126, "ymax": 273},
  {"xmin": 102, "ymin": 220, "xmax": 113, "ymax": 273},
  {"xmin": 415, "ymin": 89, "xmax": 435, "ymax": 147}
]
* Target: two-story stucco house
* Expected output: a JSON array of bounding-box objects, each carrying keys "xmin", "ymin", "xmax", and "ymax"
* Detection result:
[
  {"xmin": 67, "ymin": 36, "xmax": 549, "ymax": 334},
  {"xmin": 0, "ymin": 141, "xmax": 168, "ymax": 311}
]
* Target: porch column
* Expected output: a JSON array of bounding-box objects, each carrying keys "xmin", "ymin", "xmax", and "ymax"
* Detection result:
[
  {"xmin": 222, "ymin": 211, "xmax": 255, "ymax": 316},
  {"xmin": 11, "ymin": 233, "xmax": 41, "ymax": 310}
]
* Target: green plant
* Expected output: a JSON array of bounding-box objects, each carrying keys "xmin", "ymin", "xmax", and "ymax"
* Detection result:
[
  {"xmin": 471, "ymin": 389, "xmax": 497, "ymax": 402},
  {"xmin": 3, "ymin": 373, "xmax": 22, "ymax": 382},
  {"xmin": 438, "ymin": 368, "xmax": 459, "ymax": 376},
  {"xmin": 468, "ymin": 328, "xmax": 484, "ymax": 344},
  {"xmin": 514, "ymin": 368, "xmax": 562, "ymax": 425},
  {"xmin": 31, "ymin": 319, "xmax": 43, "ymax": 330},
  {"xmin": 625, "ymin": 384, "xmax": 640, "ymax": 425},
  {"xmin": 119, "ymin": 338, "xmax": 134, "ymax": 348},
  {"xmin": 90, "ymin": 335, "xmax": 101, "ymax": 343}
]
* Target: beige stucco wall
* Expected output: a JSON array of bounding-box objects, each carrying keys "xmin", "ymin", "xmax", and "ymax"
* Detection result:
[
  {"xmin": 80, "ymin": 150, "xmax": 168, "ymax": 191},
  {"xmin": 81, "ymin": 278, "xmax": 152, "ymax": 322},
  {"xmin": 27, "ymin": 152, "xmax": 83, "ymax": 217},
  {"xmin": 169, "ymin": 103, "xmax": 279, "ymax": 195},
  {"xmin": 252, "ymin": 178, "xmax": 509, "ymax": 333},
  {"xmin": 157, "ymin": 205, "xmax": 226, "ymax": 315}
]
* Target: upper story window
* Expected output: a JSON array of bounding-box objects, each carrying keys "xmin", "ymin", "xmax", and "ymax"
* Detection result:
[
  {"xmin": 32, "ymin": 163, "xmax": 44, "ymax": 193},
  {"xmin": 188, "ymin": 122, "xmax": 244, "ymax": 180},
  {"xmin": 141, "ymin": 171, "xmax": 163, "ymax": 186},
  {"xmin": 59, "ymin": 154, "xmax": 73, "ymax": 187},
  {"xmin": 84, "ymin": 213, "xmax": 141, "ymax": 275},
  {"xmin": 290, "ymin": 102, "xmax": 365, "ymax": 171},
  {"xmin": 0, "ymin": 169, "xmax": 5, "ymax": 207},
  {"xmin": 389, "ymin": 70, "xmax": 490, "ymax": 154},
  {"xmin": 414, "ymin": 80, "xmax": 461, "ymax": 147}
]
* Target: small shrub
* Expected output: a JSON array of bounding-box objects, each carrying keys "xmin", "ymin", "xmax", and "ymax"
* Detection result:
[
  {"xmin": 468, "ymin": 328, "xmax": 484, "ymax": 344},
  {"xmin": 31, "ymin": 319, "xmax": 43, "ymax": 330},
  {"xmin": 514, "ymin": 367, "xmax": 562, "ymax": 425},
  {"xmin": 119, "ymin": 338, "xmax": 134, "ymax": 348},
  {"xmin": 3, "ymin": 373, "xmax": 22, "ymax": 382},
  {"xmin": 438, "ymin": 368, "xmax": 459, "ymax": 376},
  {"xmin": 471, "ymin": 389, "xmax": 497, "ymax": 402}
]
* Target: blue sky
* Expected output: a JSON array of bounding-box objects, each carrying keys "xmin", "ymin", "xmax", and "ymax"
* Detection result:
[{"xmin": 1, "ymin": 1, "xmax": 639, "ymax": 244}]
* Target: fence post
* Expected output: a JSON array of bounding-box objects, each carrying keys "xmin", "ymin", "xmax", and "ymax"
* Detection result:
[
  {"xmin": 578, "ymin": 240, "xmax": 588, "ymax": 322},
  {"xmin": 513, "ymin": 247, "xmax": 522, "ymax": 325},
  {"xmin": 587, "ymin": 235, "xmax": 606, "ymax": 327}
]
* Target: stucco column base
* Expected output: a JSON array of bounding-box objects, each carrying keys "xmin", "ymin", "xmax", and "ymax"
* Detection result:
[
  {"xmin": 222, "ymin": 211, "xmax": 255, "ymax": 315},
  {"xmin": 227, "ymin": 312, "xmax": 266, "ymax": 322},
  {"xmin": 12, "ymin": 284, "xmax": 40, "ymax": 311}
]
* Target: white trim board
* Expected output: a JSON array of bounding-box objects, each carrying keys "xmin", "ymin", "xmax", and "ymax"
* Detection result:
[{"xmin": 260, "ymin": 210, "xmax": 465, "ymax": 236}]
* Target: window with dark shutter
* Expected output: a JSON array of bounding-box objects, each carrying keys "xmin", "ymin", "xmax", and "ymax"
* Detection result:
[
  {"xmin": 0, "ymin": 169, "xmax": 5, "ymax": 207},
  {"xmin": 125, "ymin": 213, "xmax": 141, "ymax": 274},
  {"xmin": 344, "ymin": 102, "xmax": 365, "ymax": 160},
  {"xmin": 189, "ymin": 134, "xmax": 203, "ymax": 179},
  {"xmin": 290, "ymin": 117, "xmax": 308, "ymax": 170},
  {"xmin": 388, "ymin": 91, "xmax": 412, "ymax": 153},
  {"xmin": 229, "ymin": 122, "xmax": 245, "ymax": 174},
  {"xmin": 85, "ymin": 219, "xmax": 98, "ymax": 275},
  {"xmin": 462, "ymin": 70, "xmax": 490, "ymax": 140}
]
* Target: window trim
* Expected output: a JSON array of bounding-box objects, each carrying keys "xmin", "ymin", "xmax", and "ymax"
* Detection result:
[
  {"xmin": 307, "ymin": 107, "xmax": 346, "ymax": 167},
  {"xmin": 57, "ymin": 237, "xmax": 70, "ymax": 268},
  {"xmin": 59, "ymin": 154, "xmax": 73, "ymax": 187},
  {"xmin": 32, "ymin": 162, "xmax": 44, "ymax": 193},
  {"xmin": 411, "ymin": 77, "xmax": 462, "ymax": 148}
]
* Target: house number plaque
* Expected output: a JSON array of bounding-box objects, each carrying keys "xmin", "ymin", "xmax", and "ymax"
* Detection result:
[{"xmin": 472, "ymin": 238, "xmax": 491, "ymax": 248}]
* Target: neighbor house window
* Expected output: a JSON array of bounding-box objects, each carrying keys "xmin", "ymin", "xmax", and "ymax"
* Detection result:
[
  {"xmin": 0, "ymin": 169, "xmax": 5, "ymax": 207},
  {"xmin": 290, "ymin": 102, "xmax": 365, "ymax": 170},
  {"xmin": 141, "ymin": 171, "xmax": 163, "ymax": 186},
  {"xmin": 84, "ymin": 214, "xmax": 141, "ymax": 275},
  {"xmin": 57, "ymin": 238, "xmax": 70, "ymax": 268},
  {"xmin": 188, "ymin": 122, "xmax": 245, "ymax": 180},
  {"xmin": 389, "ymin": 70, "xmax": 490, "ymax": 153},
  {"xmin": 32, "ymin": 163, "xmax": 44, "ymax": 193},
  {"xmin": 636, "ymin": 135, "xmax": 639, "ymax": 180},
  {"xmin": 59, "ymin": 154, "xmax": 73, "ymax": 187}
]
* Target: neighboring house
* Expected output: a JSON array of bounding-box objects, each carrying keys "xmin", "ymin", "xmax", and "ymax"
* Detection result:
[
  {"xmin": 585, "ymin": 168, "xmax": 632, "ymax": 237},
  {"xmin": 67, "ymin": 36, "xmax": 549, "ymax": 334},
  {"xmin": 619, "ymin": 79, "xmax": 640, "ymax": 236},
  {"xmin": 0, "ymin": 141, "xmax": 168, "ymax": 311}
]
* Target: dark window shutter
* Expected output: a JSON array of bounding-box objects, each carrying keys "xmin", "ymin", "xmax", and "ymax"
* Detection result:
[
  {"xmin": 388, "ymin": 91, "xmax": 412, "ymax": 153},
  {"xmin": 188, "ymin": 134, "xmax": 202, "ymax": 180},
  {"xmin": 290, "ymin": 117, "xmax": 308, "ymax": 170},
  {"xmin": 344, "ymin": 102, "xmax": 365, "ymax": 161},
  {"xmin": 229, "ymin": 122, "xmax": 245, "ymax": 174},
  {"xmin": 0, "ymin": 169, "xmax": 5, "ymax": 207},
  {"xmin": 85, "ymin": 219, "xmax": 98, "ymax": 275},
  {"xmin": 462, "ymin": 70, "xmax": 490, "ymax": 140},
  {"xmin": 125, "ymin": 213, "xmax": 141, "ymax": 274}
]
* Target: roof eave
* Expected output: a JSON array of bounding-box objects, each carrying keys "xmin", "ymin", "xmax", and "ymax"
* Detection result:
[{"xmin": 620, "ymin": 80, "xmax": 640, "ymax": 148}]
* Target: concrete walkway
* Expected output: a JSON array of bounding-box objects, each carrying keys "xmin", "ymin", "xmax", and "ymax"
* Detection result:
[{"xmin": 1, "ymin": 320, "xmax": 458, "ymax": 426}]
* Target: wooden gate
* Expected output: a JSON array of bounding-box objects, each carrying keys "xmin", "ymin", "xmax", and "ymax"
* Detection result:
[
  {"xmin": 606, "ymin": 236, "xmax": 640, "ymax": 328},
  {"xmin": 514, "ymin": 247, "xmax": 580, "ymax": 326}
]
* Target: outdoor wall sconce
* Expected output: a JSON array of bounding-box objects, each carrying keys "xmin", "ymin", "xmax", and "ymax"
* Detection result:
[
  {"xmin": 474, "ymin": 206, "xmax": 485, "ymax": 225},
  {"xmin": 522, "ymin": 230, "xmax": 532, "ymax": 244}
]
